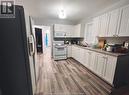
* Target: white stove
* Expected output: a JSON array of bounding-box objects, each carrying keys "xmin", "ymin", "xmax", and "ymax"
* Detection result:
[{"xmin": 53, "ymin": 41, "xmax": 67, "ymax": 60}]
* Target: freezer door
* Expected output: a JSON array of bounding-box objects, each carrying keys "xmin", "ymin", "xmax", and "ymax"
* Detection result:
[
  {"xmin": 25, "ymin": 14, "xmax": 37, "ymax": 94},
  {"xmin": 0, "ymin": 5, "xmax": 33, "ymax": 95}
]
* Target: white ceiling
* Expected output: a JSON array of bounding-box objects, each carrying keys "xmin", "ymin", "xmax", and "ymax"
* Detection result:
[{"xmin": 19, "ymin": 0, "xmax": 121, "ymax": 23}]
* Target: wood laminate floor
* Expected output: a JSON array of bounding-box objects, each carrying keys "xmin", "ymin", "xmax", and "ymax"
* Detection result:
[{"xmin": 35, "ymin": 47, "xmax": 129, "ymax": 95}]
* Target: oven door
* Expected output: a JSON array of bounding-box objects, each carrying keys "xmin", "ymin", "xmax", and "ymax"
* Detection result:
[{"xmin": 54, "ymin": 46, "xmax": 67, "ymax": 56}]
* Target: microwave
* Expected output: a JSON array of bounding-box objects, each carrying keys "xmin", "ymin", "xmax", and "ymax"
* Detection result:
[{"xmin": 54, "ymin": 31, "xmax": 66, "ymax": 37}]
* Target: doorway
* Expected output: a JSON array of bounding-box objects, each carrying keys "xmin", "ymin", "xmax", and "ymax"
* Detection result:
[
  {"xmin": 42, "ymin": 26, "xmax": 51, "ymax": 53},
  {"xmin": 35, "ymin": 28, "xmax": 43, "ymax": 53},
  {"xmin": 34, "ymin": 25, "xmax": 51, "ymax": 54}
]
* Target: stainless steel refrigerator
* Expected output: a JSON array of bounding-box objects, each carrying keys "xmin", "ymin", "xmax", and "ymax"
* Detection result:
[{"xmin": 0, "ymin": 5, "xmax": 36, "ymax": 95}]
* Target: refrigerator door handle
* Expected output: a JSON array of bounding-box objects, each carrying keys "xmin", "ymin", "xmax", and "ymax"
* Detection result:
[{"xmin": 28, "ymin": 35, "xmax": 35, "ymax": 55}]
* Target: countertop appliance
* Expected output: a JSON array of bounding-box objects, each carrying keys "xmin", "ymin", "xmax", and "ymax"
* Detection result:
[
  {"xmin": 105, "ymin": 44, "xmax": 126, "ymax": 53},
  {"xmin": 98, "ymin": 39, "xmax": 106, "ymax": 49},
  {"xmin": 53, "ymin": 41, "xmax": 67, "ymax": 60},
  {"xmin": 124, "ymin": 41, "xmax": 129, "ymax": 49},
  {"xmin": 0, "ymin": 6, "xmax": 34, "ymax": 95}
]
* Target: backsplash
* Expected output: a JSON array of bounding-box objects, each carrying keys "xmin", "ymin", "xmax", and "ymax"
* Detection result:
[{"xmin": 99, "ymin": 37, "xmax": 129, "ymax": 44}]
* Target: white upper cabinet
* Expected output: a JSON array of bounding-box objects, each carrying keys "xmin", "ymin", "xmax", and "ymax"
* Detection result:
[
  {"xmin": 85, "ymin": 4, "xmax": 129, "ymax": 37},
  {"xmin": 54, "ymin": 24, "xmax": 74, "ymax": 37},
  {"xmin": 107, "ymin": 8, "xmax": 121, "ymax": 37},
  {"xmin": 85, "ymin": 23, "xmax": 94, "ymax": 44},
  {"xmin": 99, "ymin": 13, "xmax": 110, "ymax": 37},
  {"xmin": 73, "ymin": 24, "xmax": 82, "ymax": 37},
  {"xmin": 54, "ymin": 24, "xmax": 83, "ymax": 37},
  {"xmin": 93, "ymin": 17, "xmax": 100, "ymax": 37},
  {"xmin": 118, "ymin": 5, "xmax": 129, "ymax": 36},
  {"xmin": 54, "ymin": 24, "xmax": 65, "ymax": 32}
]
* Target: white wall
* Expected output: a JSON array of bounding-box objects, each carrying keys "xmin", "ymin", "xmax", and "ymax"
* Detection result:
[{"xmin": 80, "ymin": 0, "xmax": 129, "ymax": 24}]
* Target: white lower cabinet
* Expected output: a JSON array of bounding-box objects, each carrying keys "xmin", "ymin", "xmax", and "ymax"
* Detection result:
[
  {"xmin": 67, "ymin": 45, "xmax": 72, "ymax": 57},
  {"xmin": 71, "ymin": 46, "xmax": 80, "ymax": 61},
  {"xmin": 71, "ymin": 45, "xmax": 117, "ymax": 85},
  {"xmin": 71, "ymin": 46, "xmax": 77, "ymax": 59},
  {"xmin": 94, "ymin": 53, "xmax": 117, "ymax": 84},
  {"xmin": 84, "ymin": 50, "xmax": 94, "ymax": 69},
  {"xmin": 78, "ymin": 48, "xmax": 85, "ymax": 64},
  {"xmin": 92, "ymin": 53, "xmax": 117, "ymax": 84},
  {"xmin": 95, "ymin": 53, "xmax": 106, "ymax": 77},
  {"xmin": 103, "ymin": 55, "xmax": 117, "ymax": 84},
  {"xmin": 84, "ymin": 49, "xmax": 90, "ymax": 67},
  {"xmin": 71, "ymin": 45, "xmax": 129, "ymax": 87},
  {"xmin": 72, "ymin": 46, "xmax": 89, "ymax": 66},
  {"xmin": 89, "ymin": 52, "xmax": 97, "ymax": 71}
]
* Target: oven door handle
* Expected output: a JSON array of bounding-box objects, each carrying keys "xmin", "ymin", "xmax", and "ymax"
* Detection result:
[{"xmin": 55, "ymin": 46, "xmax": 65, "ymax": 48}]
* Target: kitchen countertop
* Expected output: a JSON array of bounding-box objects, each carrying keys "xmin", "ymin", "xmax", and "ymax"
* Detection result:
[{"xmin": 72, "ymin": 44, "xmax": 129, "ymax": 57}]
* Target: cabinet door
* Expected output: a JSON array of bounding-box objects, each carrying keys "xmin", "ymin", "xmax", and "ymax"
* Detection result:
[
  {"xmin": 119, "ymin": 5, "xmax": 129, "ymax": 36},
  {"xmin": 71, "ymin": 46, "xmax": 76, "ymax": 59},
  {"xmin": 93, "ymin": 17, "xmax": 100, "ymax": 37},
  {"xmin": 54, "ymin": 24, "xmax": 64, "ymax": 32},
  {"xmin": 73, "ymin": 24, "xmax": 81, "ymax": 37},
  {"xmin": 83, "ymin": 50, "xmax": 92, "ymax": 68},
  {"xmin": 54, "ymin": 24, "xmax": 74, "ymax": 37},
  {"xmin": 99, "ymin": 13, "xmax": 110, "ymax": 37},
  {"xmin": 108, "ymin": 9, "xmax": 121, "ymax": 36},
  {"xmin": 75, "ymin": 47, "xmax": 81, "ymax": 62},
  {"xmin": 65, "ymin": 25, "xmax": 74, "ymax": 37},
  {"xmin": 96, "ymin": 53, "xmax": 106, "ymax": 77},
  {"xmin": 103, "ymin": 55, "xmax": 117, "ymax": 84},
  {"xmin": 87, "ymin": 51, "xmax": 92, "ymax": 68},
  {"xmin": 85, "ymin": 23, "xmax": 94, "ymax": 44},
  {"xmin": 54, "ymin": 24, "xmax": 60, "ymax": 31},
  {"xmin": 72, "ymin": 46, "xmax": 80, "ymax": 61},
  {"xmin": 67, "ymin": 46, "xmax": 72, "ymax": 57},
  {"xmin": 83, "ymin": 50, "xmax": 89, "ymax": 67},
  {"xmin": 78, "ymin": 48, "xmax": 85, "ymax": 64},
  {"xmin": 89, "ymin": 51, "xmax": 96, "ymax": 71}
]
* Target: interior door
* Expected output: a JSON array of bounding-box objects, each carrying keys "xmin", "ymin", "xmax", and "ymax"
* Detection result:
[{"xmin": 35, "ymin": 28, "xmax": 43, "ymax": 53}]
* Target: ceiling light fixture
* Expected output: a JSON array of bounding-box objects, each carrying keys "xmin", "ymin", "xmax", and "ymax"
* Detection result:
[{"xmin": 58, "ymin": 8, "xmax": 66, "ymax": 19}]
